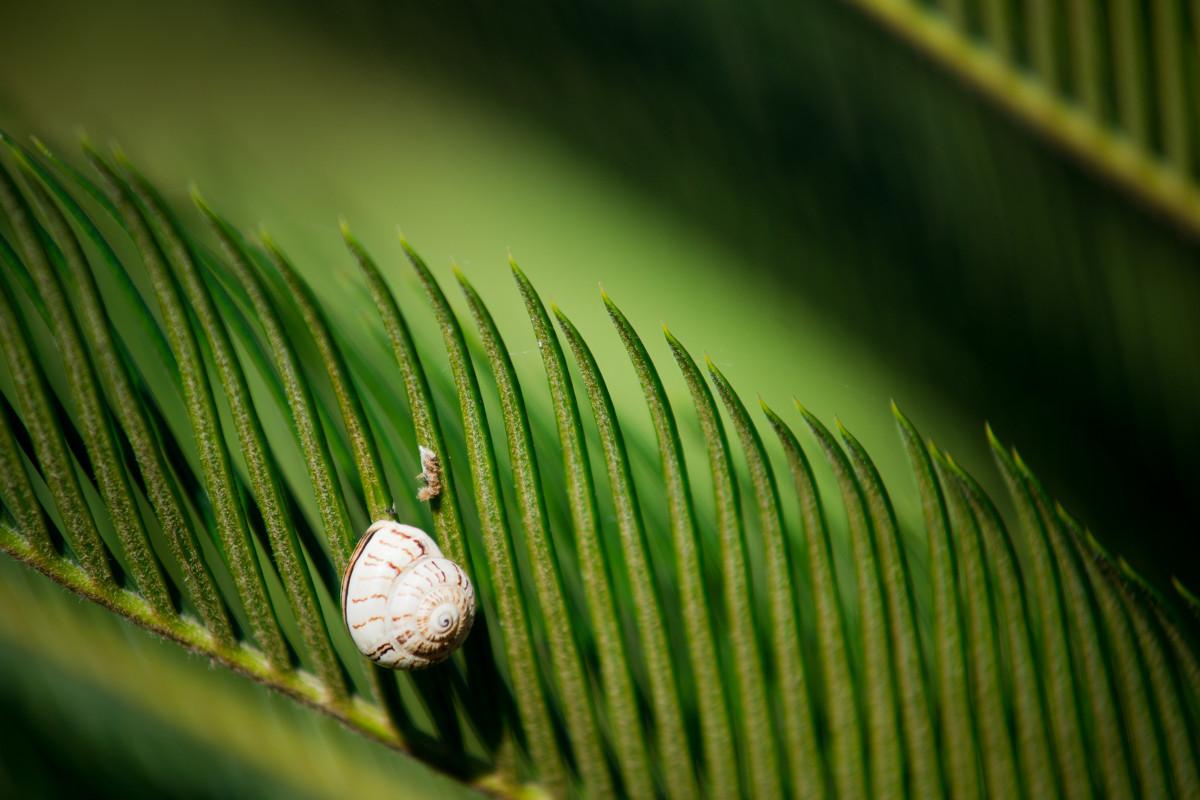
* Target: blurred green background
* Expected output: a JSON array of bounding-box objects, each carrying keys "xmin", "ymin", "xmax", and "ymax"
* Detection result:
[{"xmin": 2, "ymin": 0, "xmax": 1197, "ymax": 795}]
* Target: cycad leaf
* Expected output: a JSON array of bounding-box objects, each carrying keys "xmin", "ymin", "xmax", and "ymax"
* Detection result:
[
  {"xmin": 1, "ymin": 137, "xmax": 1199, "ymax": 800},
  {"xmin": 513, "ymin": 260, "xmax": 656, "ymax": 799},
  {"xmin": 0, "ymin": 164, "xmax": 172, "ymax": 614},
  {"xmin": 760, "ymin": 400, "xmax": 864, "ymax": 799},
  {"xmin": 1011, "ymin": 450, "xmax": 1135, "ymax": 798},
  {"xmin": 553, "ymin": 302, "xmax": 697, "ymax": 800},
  {"xmin": 7, "ymin": 140, "xmax": 233, "ymax": 641},
  {"xmin": 939, "ymin": 449, "xmax": 1059, "ymax": 799},
  {"xmin": 843, "ymin": 0, "xmax": 1200, "ymax": 235},
  {"xmin": 836, "ymin": 418, "xmax": 940, "ymax": 799},
  {"xmin": 0, "ymin": 235, "xmax": 114, "ymax": 586},
  {"xmin": 664, "ymin": 329, "xmax": 781, "ymax": 800},
  {"xmin": 988, "ymin": 434, "xmax": 1092, "ymax": 799},
  {"xmin": 456, "ymin": 265, "xmax": 613, "ymax": 799},
  {"xmin": 706, "ymin": 360, "xmax": 822, "ymax": 800},
  {"xmin": 398, "ymin": 234, "xmax": 566, "ymax": 794},
  {"xmin": 893, "ymin": 405, "xmax": 981, "ymax": 800},
  {"xmin": 799, "ymin": 404, "xmax": 903, "ymax": 798},
  {"xmin": 604, "ymin": 291, "xmax": 737, "ymax": 799},
  {"xmin": 81, "ymin": 143, "xmax": 290, "ymax": 667}
]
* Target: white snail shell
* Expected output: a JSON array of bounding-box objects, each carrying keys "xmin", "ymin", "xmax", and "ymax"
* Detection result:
[{"xmin": 341, "ymin": 520, "xmax": 475, "ymax": 670}]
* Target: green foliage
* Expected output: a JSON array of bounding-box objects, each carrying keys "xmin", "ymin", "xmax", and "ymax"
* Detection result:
[
  {"xmin": 1, "ymin": 135, "xmax": 1198, "ymax": 800},
  {"xmin": 268, "ymin": 0, "xmax": 1200, "ymax": 591}
]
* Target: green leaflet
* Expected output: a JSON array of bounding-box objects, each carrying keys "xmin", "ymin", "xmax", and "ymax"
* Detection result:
[
  {"xmin": 799, "ymin": 405, "xmax": 903, "ymax": 798},
  {"xmin": 665, "ymin": 330, "xmax": 780, "ymax": 800},
  {"xmin": 894, "ymin": 405, "xmax": 980, "ymax": 800},
  {"xmin": 513, "ymin": 261, "xmax": 655, "ymax": 800},
  {"xmin": 761, "ymin": 400, "xmax": 864, "ymax": 799},
  {"xmin": 1, "ymin": 137, "xmax": 1198, "ymax": 800},
  {"xmin": 707, "ymin": 362, "xmax": 822, "ymax": 800},
  {"xmin": 553, "ymin": 303, "xmax": 697, "ymax": 800},
  {"xmin": 604, "ymin": 292, "xmax": 737, "ymax": 799},
  {"xmin": 456, "ymin": 267, "xmax": 612, "ymax": 799}
]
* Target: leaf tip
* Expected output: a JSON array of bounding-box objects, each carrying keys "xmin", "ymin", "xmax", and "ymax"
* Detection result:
[
  {"xmin": 399, "ymin": 234, "xmax": 419, "ymax": 262},
  {"xmin": 758, "ymin": 395, "xmax": 783, "ymax": 427},
  {"xmin": 1172, "ymin": 576, "xmax": 1200, "ymax": 608},
  {"xmin": 984, "ymin": 421, "xmax": 1003, "ymax": 450},
  {"xmin": 1011, "ymin": 447, "xmax": 1031, "ymax": 475},
  {"xmin": 601, "ymin": 288, "xmax": 626, "ymax": 322},
  {"xmin": 0, "ymin": 131, "xmax": 21, "ymax": 159},
  {"xmin": 110, "ymin": 141, "xmax": 131, "ymax": 168},
  {"xmin": 190, "ymin": 183, "xmax": 211, "ymax": 213},
  {"xmin": 794, "ymin": 400, "xmax": 824, "ymax": 435},
  {"xmin": 76, "ymin": 127, "xmax": 98, "ymax": 155},
  {"xmin": 260, "ymin": 226, "xmax": 284, "ymax": 255},
  {"xmin": 551, "ymin": 301, "xmax": 576, "ymax": 334}
]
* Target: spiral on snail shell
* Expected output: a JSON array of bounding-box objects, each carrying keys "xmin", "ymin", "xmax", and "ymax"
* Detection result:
[{"xmin": 340, "ymin": 520, "xmax": 475, "ymax": 670}]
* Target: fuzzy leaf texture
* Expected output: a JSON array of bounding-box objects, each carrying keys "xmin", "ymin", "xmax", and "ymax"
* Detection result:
[{"xmin": 0, "ymin": 136, "xmax": 1198, "ymax": 800}]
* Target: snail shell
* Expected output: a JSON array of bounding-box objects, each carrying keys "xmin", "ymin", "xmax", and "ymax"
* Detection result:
[{"xmin": 341, "ymin": 520, "xmax": 475, "ymax": 670}]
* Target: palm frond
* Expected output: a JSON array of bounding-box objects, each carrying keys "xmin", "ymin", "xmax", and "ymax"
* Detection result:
[{"xmin": 1, "ymin": 135, "xmax": 1198, "ymax": 799}]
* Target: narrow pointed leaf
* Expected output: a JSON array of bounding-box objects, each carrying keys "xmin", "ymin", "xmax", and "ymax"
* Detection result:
[
  {"xmin": 1112, "ymin": 543, "xmax": 1200, "ymax": 746},
  {"xmin": 1068, "ymin": 528, "xmax": 1170, "ymax": 799},
  {"xmin": 0, "ymin": 392, "xmax": 53, "ymax": 557},
  {"xmin": 8, "ymin": 142, "xmax": 234, "ymax": 641},
  {"xmin": 604, "ymin": 291, "xmax": 736, "ymax": 799},
  {"xmin": 3, "ymin": 166, "xmax": 174, "ymax": 614},
  {"xmin": 343, "ymin": 227, "xmax": 495, "ymax": 759},
  {"xmin": 83, "ymin": 144, "xmax": 288, "ymax": 667},
  {"xmin": 837, "ymin": 417, "xmax": 941, "ymax": 800},
  {"xmin": 926, "ymin": 443, "xmax": 1017, "ymax": 800},
  {"xmin": 799, "ymin": 403, "xmax": 902, "ymax": 798},
  {"xmin": 17, "ymin": 158, "xmax": 238, "ymax": 642},
  {"xmin": 114, "ymin": 151, "xmax": 344, "ymax": 696},
  {"xmin": 262, "ymin": 231, "xmax": 434, "ymax": 748},
  {"xmin": 665, "ymin": 332, "xmax": 779, "ymax": 800},
  {"xmin": 400, "ymin": 236, "xmax": 565, "ymax": 795},
  {"xmin": 196, "ymin": 196, "xmax": 356, "ymax": 583},
  {"xmin": 942, "ymin": 453, "xmax": 1059, "ymax": 799},
  {"xmin": 456, "ymin": 267, "xmax": 613, "ymax": 799},
  {"xmin": 512, "ymin": 262, "xmax": 655, "ymax": 800},
  {"xmin": 1082, "ymin": 520, "xmax": 1200, "ymax": 799},
  {"xmin": 987, "ymin": 431, "xmax": 1090, "ymax": 800},
  {"xmin": 0, "ymin": 243, "xmax": 113, "ymax": 586},
  {"xmin": 893, "ymin": 405, "xmax": 980, "ymax": 800},
  {"xmin": 263, "ymin": 234, "xmax": 391, "ymax": 551},
  {"xmin": 1010, "ymin": 452, "xmax": 1135, "ymax": 798},
  {"xmin": 707, "ymin": 360, "xmax": 822, "ymax": 800},
  {"xmin": 19, "ymin": 133, "xmax": 179, "ymax": 389},
  {"xmin": 761, "ymin": 400, "xmax": 864, "ymax": 799},
  {"xmin": 554, "ymin": 303, "xmax": 697, "ymax": 800}
]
